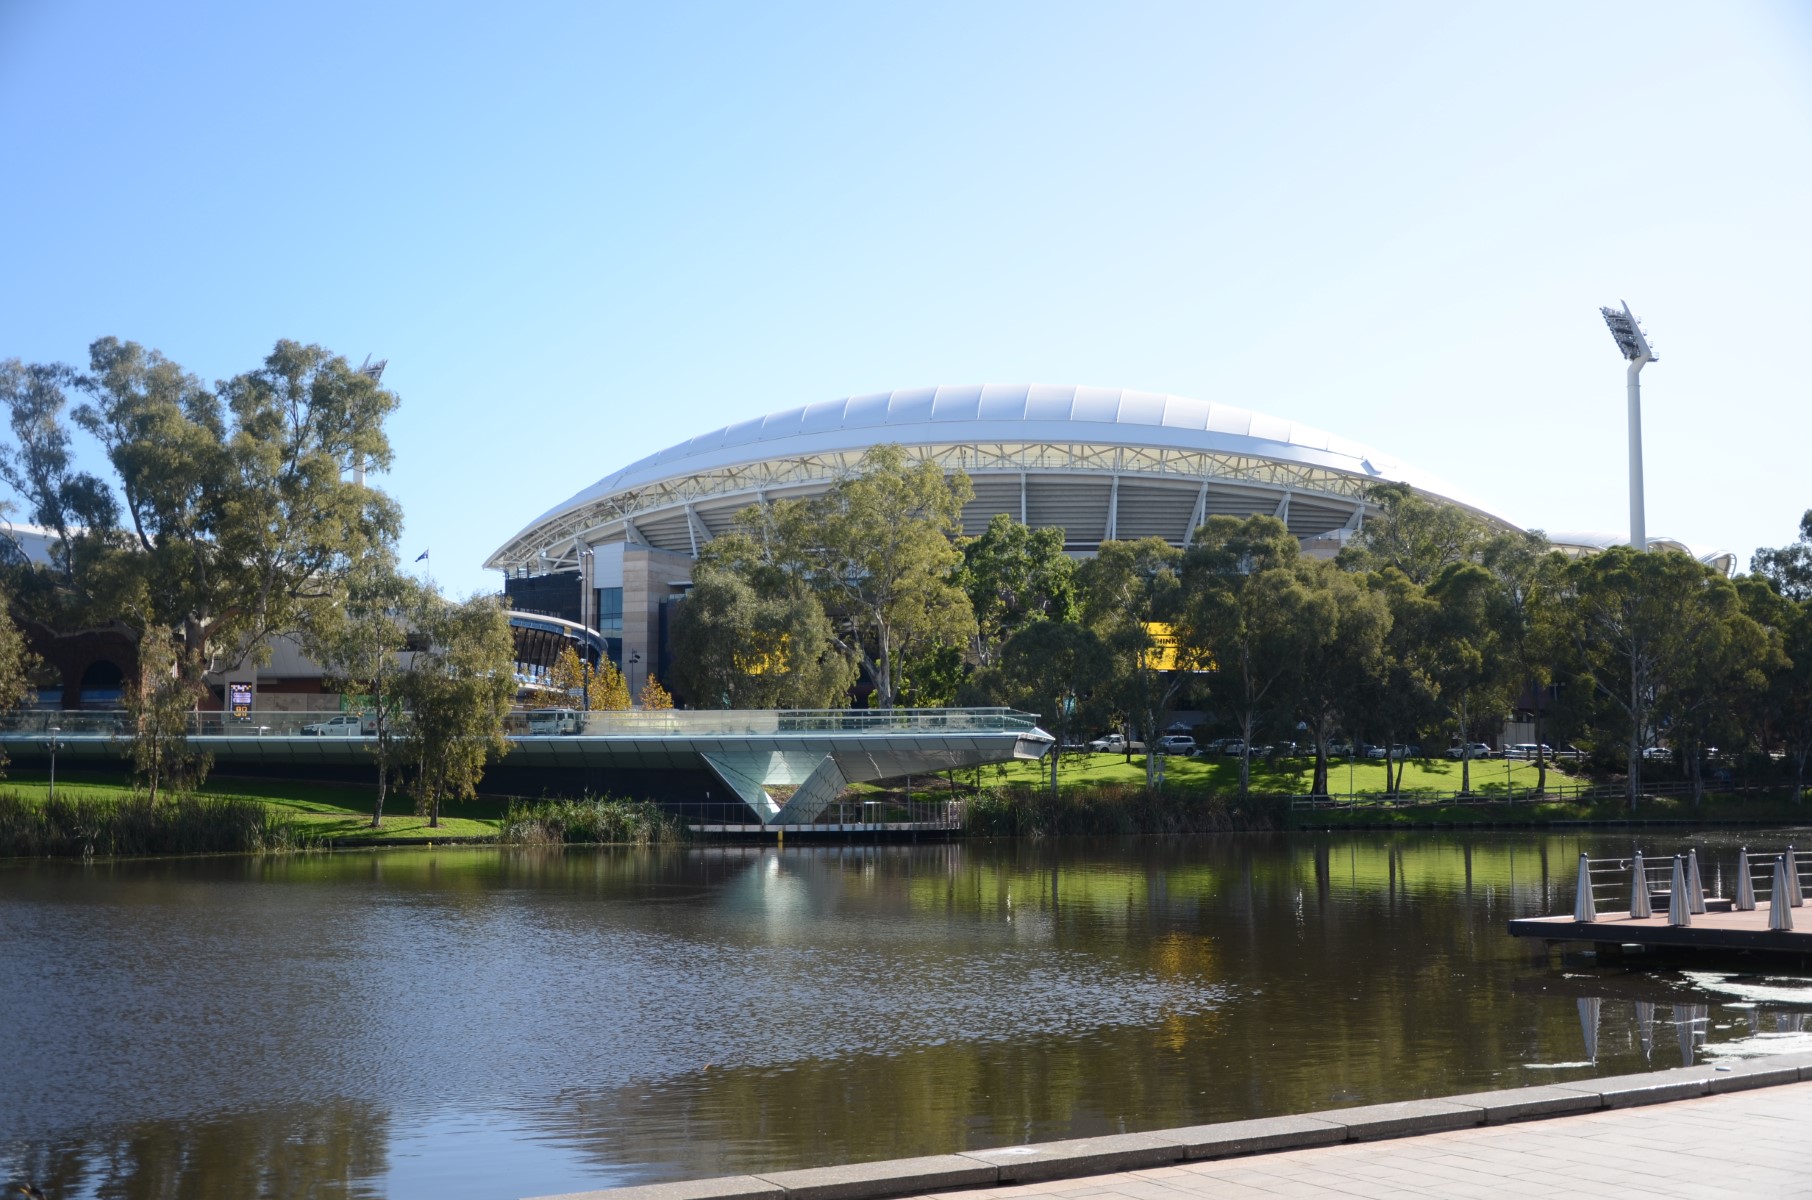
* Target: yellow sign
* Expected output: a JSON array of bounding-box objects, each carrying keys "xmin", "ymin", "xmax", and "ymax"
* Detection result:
[{"xmin": 1139, "ymin": 623, "xmax": 1214, "ymax": 673}]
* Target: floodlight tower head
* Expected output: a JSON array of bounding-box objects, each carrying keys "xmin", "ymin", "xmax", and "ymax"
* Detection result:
[
  {"xmin": 1600, "ymin": 300, "xmax": 1656, "ymax": 554},
  {"xmin": 1600, "ymin": 301, "xmax": 1656, "ymax": 367}
]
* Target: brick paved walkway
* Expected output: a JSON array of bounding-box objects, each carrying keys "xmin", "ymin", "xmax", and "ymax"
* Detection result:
[{"xmin": 914, "ymin": 1083, "xmax": 1812, "ymax": 1200}]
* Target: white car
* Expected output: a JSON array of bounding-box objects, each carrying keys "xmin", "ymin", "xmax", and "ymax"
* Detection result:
[
  {"xmin": 300, "ymin": 714, "xmax": 364, "ymax": 737},
  {"xmin": 1446, "ymin": 742, "xmax": 1493, "ymax": 759},
  {"xmin": 1156, "ymin": 735, "xmax": 1197, "ymax": 756}
]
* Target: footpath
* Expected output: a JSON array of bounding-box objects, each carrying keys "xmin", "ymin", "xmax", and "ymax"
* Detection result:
[{"xmin": 527, "ymin": 1055, "xmax": 1812, "ymax": 1200}]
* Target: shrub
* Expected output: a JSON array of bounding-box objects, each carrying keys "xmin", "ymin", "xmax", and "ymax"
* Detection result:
[
  {"xmin": 498, "ymin": 795, "xmax": 683, "ymax": 845},
  {"xmin": 963, "ymin": 783, "xmax": 1284, "ymax": 838},
  {"xmin": 0, "ymin": 791, "xmax": 300, "ymax": 857}
]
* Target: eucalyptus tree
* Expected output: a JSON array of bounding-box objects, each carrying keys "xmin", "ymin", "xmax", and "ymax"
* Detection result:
[
  {"xmin": 1751, "ymin": 509, "xmax": 1812, "ymax": 601},
  {"xmin": 991, "ymin": 619, "xmax": 1112, "ymax": 798},
  {"xmin": 1480, "ymin": 530, "xmax": 1564, "ymax": 792},
  {"xmin": 669, "ymin": 542, "xmax": 858, "ymax": 708},
  {"xmin": 1288, "ymin": 559, "xmax": 1390, "ymax": 796},
  {"xmin": 1338, "ymin": 481, "xmax": 1486, "ymax": 585},
  {"xmin": 1425, "ymin": 561, "xmax": 1514, "ymax": 795},
  {"xmin": 957, "ymin": 513, "xmax": 1076, "ymax": 668},
  {"xmin": 0, "ymin": 358, "xmax": 117, "ymax": 582},
  {"xmin": 396, "ymin": 593, "xmax": 516, "ymax": 828},
  {"xmin": 1361, "ymin": 567, "xmax": 1439, "ymax": 795},
  {"xmin": 302, "ymin": 557, "xmax": 425, "ymax": 827},
  {"xmin": 1178, "ymin": 515, "xmax": 1307, "ymax": 798},
  {"xmin": 1740, "ymin": 578, "xmax": 1812, "ymax": 802},
  {"xmin": 1560, "ymin": 546, "xmax": 1767, "ymax": 809},
  {"xmin": 0, "ymin": 338, "xmax": 401, "ymax": 691},
  {"xmin": 700, "ymin": 445, "xmax": 973, "ymax": 709},
  {"xmin": 1077, "ymin": 537, "xmax": 1189, "ymax": 787}
]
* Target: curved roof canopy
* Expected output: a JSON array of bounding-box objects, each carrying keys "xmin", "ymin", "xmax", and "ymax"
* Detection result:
[{"xmin": 489, "ymin": 385, "xmax": 1508, "ymax": 571}]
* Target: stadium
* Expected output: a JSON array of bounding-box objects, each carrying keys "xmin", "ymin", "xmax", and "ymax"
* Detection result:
[{"xmin": 487, "ymin": 384, "xmax": 1536, "ymax": 698}]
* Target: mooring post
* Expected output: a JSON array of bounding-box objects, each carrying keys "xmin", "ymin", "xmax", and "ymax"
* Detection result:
[
  {"xmin": 1687, "ymin": 848, "xmax": 1707, "ymax": 914},
  {"xmin": 1574, "ymin": 852, "xmax": 1597, "ymax": 922},
  {"xmin": 1771, "ymin": 857, "xmax": 1796, "ymax": 932},
  {"xmin": 1630, "ymin": 850, "xmax": 1652, "ymax": 918},
  {"xmin": 1668, "ymin": 856, "xmax": 1692, "ymax": 927},
  {"xmin": 1736, "ymin": 847, "xmax": 1757, "ymax": 911},
  {"xmin": 1788, "ymin": 845, "xmax": 1804, "ymax": 908}
]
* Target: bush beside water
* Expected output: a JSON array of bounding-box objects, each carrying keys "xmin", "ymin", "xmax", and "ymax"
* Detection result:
[
  {"xmin": 499, "ymin": 796, "xmax": 683, "ymax": 845},
  {"xmin": 963, "ymin": 783, "xmax": 1286, "ymax": 837},
  {"xmin": 0, "ymin": 791, "xmax": 301, "ymax": 857}
]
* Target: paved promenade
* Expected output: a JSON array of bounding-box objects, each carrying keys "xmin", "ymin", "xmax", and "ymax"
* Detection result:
[
  {"xmin": 915, "ymin": 1083, "xmax": 1812, "ymax": 1199},
  {"xmin": 531, "ymin": 1056, "xmax": 1812, "ymax": 1200}
]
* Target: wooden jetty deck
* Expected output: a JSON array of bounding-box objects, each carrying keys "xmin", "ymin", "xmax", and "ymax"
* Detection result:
[
  {"xmin": 1508, "ymin": 905, "xmax": 1812, "ymax": 955},
  {"xmin": 1509, "ymin": 845, "xmax": 1812, "ymax": 957}
]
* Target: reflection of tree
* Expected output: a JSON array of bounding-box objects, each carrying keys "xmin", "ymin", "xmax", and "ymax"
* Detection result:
[
  {"xmin": 3, "ymin": 1101, "xmax": 389, "ymax": 1199},
  {"xmin": 508, "ymin": 836, "xmax": 1624, "ymax": 1186}
]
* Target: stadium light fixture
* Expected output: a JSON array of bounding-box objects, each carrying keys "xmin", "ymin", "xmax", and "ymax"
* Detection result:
[{"xmin": 1599, "ymin": 301, "xmax": 1657, "ymax": 551}]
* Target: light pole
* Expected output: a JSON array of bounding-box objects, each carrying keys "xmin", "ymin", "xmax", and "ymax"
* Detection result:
[
  {"xmin": 1598, "ymin": 301, "xmax": 1658, "ymax": 551},
  {"xmin": 45, "ymin": 724, "xmax": 60, "ymax": 802}
]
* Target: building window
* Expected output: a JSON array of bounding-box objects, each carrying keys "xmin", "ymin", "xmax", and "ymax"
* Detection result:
[{"xmin": 596, "ymin": 587, "xmax": 624, "ymax": 634}]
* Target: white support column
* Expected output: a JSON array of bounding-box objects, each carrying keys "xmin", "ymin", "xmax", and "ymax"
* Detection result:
[
  {"xmin": 1019, "ymin": 471, "xmax": 1028, "ymax": 525},
  {"xmin": 1105, "ymin": 474, "xmax": 1119, "ymax": 542},
  {"xmin": 1184, "ymin": 478, "xmax": 1208, "ymax": 546}
]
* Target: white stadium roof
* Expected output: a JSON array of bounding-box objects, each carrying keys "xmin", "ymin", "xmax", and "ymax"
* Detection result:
[{"xmin": 489, "ymin": 385, "xmax": 1512, "ymax": 572}]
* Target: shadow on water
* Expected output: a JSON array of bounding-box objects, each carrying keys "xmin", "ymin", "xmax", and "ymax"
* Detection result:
[{"xmin": 5, "ymin": 829, "xmax": 1812, "ymax": 1198}]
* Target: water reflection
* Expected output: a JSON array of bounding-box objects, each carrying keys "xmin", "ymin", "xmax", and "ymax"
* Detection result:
[{"xmin": 3, "ymin": 831, "xmax": 1810, "ymax": 1199}]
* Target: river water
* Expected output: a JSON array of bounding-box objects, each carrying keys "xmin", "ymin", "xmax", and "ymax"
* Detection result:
[{"xmin": 4, "ymin": 831, "xmax": 1812, "ymax": 1199}]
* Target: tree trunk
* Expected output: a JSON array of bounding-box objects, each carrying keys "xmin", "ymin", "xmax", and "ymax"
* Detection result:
[
  {"xmin": 875, "ymin": 625, "xmax": 893, "ymax": 710},
  {"xmin": 1690, "ymin": 745, "xmax": 1704, "ymax": 809},
  {"xmin": 1238, "ymin": 714, "xmax": 1253, "ymax": 799},
  {"xmin": 1534, "ymin": 707, "xmax": 1547, "ymax": 795},
  {"xmin": 1459, "ymin": 696, "xmax": 1471, "ymax": 795}
]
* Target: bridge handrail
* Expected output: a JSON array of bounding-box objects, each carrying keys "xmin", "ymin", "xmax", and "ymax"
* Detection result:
[{"xmin": 0, "ymin": 707, "xmax": 1045, "ymax": 739}]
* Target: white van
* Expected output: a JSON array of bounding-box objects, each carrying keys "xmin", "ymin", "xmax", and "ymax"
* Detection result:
[{"xmin": 525, "ymin": 708, "xmax": 582, "ymax": 736}]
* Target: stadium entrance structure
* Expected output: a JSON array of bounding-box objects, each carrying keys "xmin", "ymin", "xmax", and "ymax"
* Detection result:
[{"xmin": 487, "ymin": 385, "xmax": 1513, "ymax": 697}]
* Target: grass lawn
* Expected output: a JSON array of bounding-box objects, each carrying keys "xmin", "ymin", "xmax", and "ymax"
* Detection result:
[
  {"xmin": 968, "ymin": 751, "xmax": 1578, "ymax": 797},
  {"xmin": 1, "ymin": 769, "xmax": 509, "ymax": 841}
]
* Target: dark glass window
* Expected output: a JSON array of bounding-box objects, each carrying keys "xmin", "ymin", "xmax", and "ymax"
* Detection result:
[{"xmin": 596, "ymin": 587, "xmax": 624, "ymax": 634}]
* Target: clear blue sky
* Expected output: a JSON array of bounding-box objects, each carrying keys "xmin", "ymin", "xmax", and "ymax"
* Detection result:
[{"xmin": 4, "ymin": 1, "xmax": 1810, "ymax": 596}]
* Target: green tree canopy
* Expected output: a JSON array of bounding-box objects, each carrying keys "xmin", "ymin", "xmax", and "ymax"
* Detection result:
[
  {"xmin": 957, "ymin": 513, "xmax": 1076, "ymax": 668},
  {"xmin": 1178, "ymin": 515, "xmax": 1307, "ymax": 797},
  {"xmin": 2, "ymin": 337, "xmax": 401, "ymax": 691},
  {"xmin": 397, "ymin": 592, "xmax": 516, "ymax": 827}
]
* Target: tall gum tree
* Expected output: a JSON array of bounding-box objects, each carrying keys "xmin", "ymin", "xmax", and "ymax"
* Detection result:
[
  {"xmin": 68, "ymin": 337, "xmax": 401, "ymax": 689},
  {"xmin": 1178, "ymin": 515, "xmax": 1306, "ymax": 799},
  {"xmin": 1560, "ymin": 546, "xmax": 1763, "ymax": 810},
  {"xmin": 1078, "ymin": 538, "xmax": 1192, "ymax": 789}
]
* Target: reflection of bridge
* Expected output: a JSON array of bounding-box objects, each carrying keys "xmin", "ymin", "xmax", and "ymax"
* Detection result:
[{"xmin": 0, "ymin": 708, "xmax": 1053, "ymax": 827}]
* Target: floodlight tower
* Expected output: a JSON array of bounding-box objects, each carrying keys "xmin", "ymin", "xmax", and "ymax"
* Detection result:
[{"xmin": 1599, "ymin": 301, "xmax": 1657, "ymax": 550}]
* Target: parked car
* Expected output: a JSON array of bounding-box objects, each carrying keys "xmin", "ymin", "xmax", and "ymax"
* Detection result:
[
  {"xmin": 300, "ymin": 714, "xmax": 364, "ymax": 737},
  {"xmin": 1642, "ymin": 745, "xmax": 1672, "ymax": 762},
  {"xmin": 1367, "ymin": 743, "xmax": 1413, "ymax": 760},
  {"xmin": 1086, "ymin": 733, "xmax": 1144, "ymax": 753},
  {"xmin": 1446, "ymin": 742, "xmax": 1494, "ymax": 759},
  {"xmin": 1156, "ymin": 735, "xmax": 1197, "ymax": 756},
  {"xmin": 526, "ymin": 708, "xmax": 582, "ymax": 736},
  {"xmin": 1219, "ymin": 739, "xmax": 1247, "ymax": 756},
  {"xmin": 1503, "ymin": 743, "xmax": 1554, "ymax": 760}
]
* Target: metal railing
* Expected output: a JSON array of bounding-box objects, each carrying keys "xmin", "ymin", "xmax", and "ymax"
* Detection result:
[
  {"xmin": 1569, "ymin": 844, "xmax": 1810, "ymax": 929},
  {"xmin": 1290, "ymin": 777, "xmax": 1793, "ymax": 810},
  {"xmin": 0, "ymin": 707, "xmax": 1045, "ymax": 740}
]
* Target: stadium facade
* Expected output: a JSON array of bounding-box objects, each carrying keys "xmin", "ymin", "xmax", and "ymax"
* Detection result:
[{"xmin": 487, "ymin": 384, "xmax": 1523, "ymax": 698}]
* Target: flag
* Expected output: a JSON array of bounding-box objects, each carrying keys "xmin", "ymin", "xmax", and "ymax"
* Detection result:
[{"xmin": 415, "ymin": 549, "xmax": 429, "ymax": 562}]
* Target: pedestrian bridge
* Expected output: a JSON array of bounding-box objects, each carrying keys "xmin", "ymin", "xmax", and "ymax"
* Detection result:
[{"xmin": 0, "ymin": 708, "xmax": 1053, "ymax": 826}]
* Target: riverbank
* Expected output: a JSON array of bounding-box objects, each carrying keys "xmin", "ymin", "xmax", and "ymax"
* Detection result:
[{"xmin": 525, "ymin": 1055, "xmax": 1812, "ymax": 1200}]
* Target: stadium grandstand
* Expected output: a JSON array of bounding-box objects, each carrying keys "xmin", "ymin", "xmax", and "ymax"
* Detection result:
[{"xmin": 487, "ymin": 384, "xmax": 1535, "ymax": 697}]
